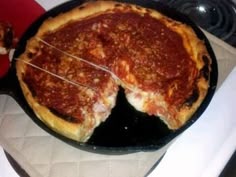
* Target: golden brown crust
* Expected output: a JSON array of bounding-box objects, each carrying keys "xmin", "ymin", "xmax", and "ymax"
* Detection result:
[{"xmin": 16, "ymin": 0, "xmax": 211, "ymax": 141}]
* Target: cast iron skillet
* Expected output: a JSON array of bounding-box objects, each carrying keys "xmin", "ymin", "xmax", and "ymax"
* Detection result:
[{"xmin": 0, "ymin": 0, "xmax": 218, "ymax": 154}]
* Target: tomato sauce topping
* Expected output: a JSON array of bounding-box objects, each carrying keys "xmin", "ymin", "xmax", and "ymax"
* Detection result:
[{"xmin": 24, "ymin": 10, "xmax": 198, "ymax": 121}]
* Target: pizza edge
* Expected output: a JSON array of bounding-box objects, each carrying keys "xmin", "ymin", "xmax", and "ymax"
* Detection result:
[
  {"xmin": 35, "ymin": 1, "xmax": 164, "ymax": 37},
  {"xmin": 169, "ymin": 24, "xmax": 211, "ymax": 129},
  {"xmin": 143, "ymin": 0, "xmax": 211, "ymax": 128}
]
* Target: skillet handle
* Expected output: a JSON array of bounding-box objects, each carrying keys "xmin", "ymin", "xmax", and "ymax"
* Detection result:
[
  {"xmin": 0, "ymin": 48, "xmax": 23, "ymax": 99},
  {"xmin": 0, "ymin": 65, "xmax": 19, "ymax": 96},
  {"xmin": 0, "ymin": 63, "xmax": 31, "ymax": 114},
  {"xmin": 0, "ymin": 54, "xmax": 10, "ymax": 77}
]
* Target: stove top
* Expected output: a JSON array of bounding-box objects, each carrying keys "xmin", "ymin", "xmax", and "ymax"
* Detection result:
[{"xmin": 156, "ymin": 0, "xmax": 236, "ymax": 48}]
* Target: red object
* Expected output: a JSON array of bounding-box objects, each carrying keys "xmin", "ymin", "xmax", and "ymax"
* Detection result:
[{"xmin": 0, "ymin": 0, "xmax": 45, "ymax": 78}]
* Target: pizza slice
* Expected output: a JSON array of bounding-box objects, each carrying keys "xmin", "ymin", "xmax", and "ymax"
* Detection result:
[{"xmin": 16, "ymin": 36, "xmax": 118, "ymax": 142}]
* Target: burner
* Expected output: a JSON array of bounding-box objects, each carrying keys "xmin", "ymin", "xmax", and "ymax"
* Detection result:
[{"xmin": 157, "ymin": 0, "xmax": 236, "ymax": 47}]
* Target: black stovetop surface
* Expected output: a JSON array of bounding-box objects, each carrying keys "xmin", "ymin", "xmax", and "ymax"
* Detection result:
[{"xmin": 157, "ymin": 0, "xmax": 236, "ymax": 48}]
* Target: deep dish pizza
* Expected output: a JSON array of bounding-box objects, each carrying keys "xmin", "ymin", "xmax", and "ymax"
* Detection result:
[{"xmin": 16, "ymin": 1, "xmax": 211, "ymax": 142}]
